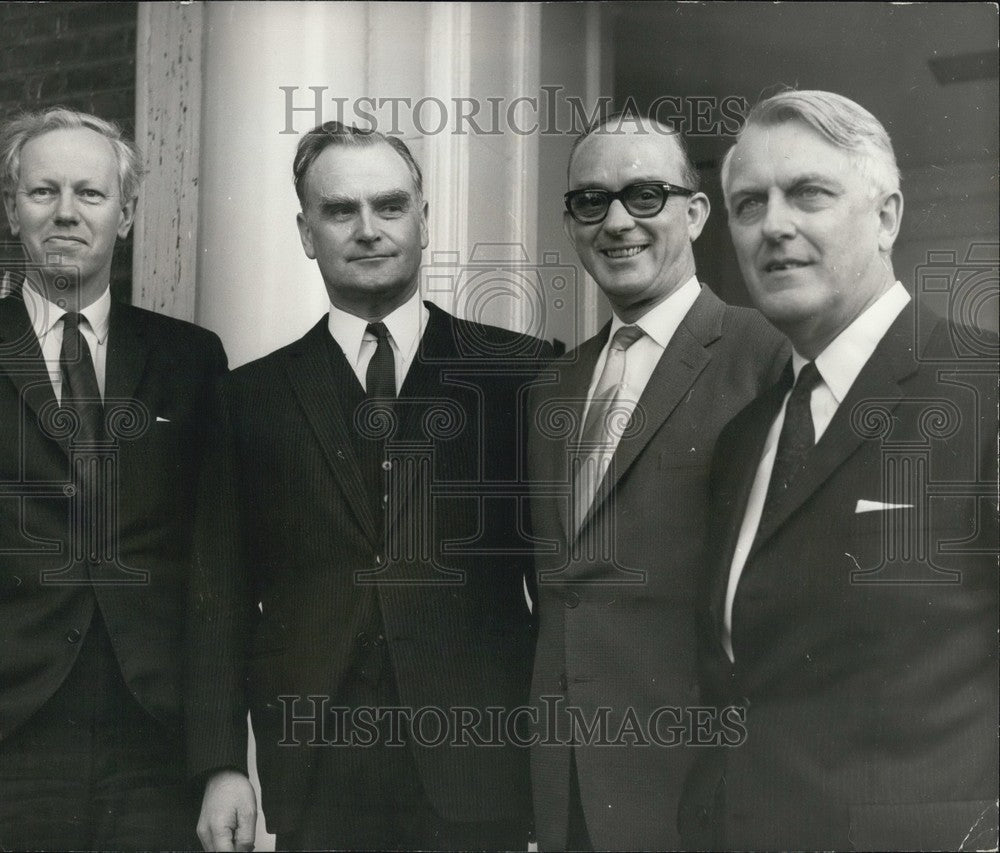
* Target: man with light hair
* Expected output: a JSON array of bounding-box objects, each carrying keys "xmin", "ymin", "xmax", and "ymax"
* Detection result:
[
  {"xmin": 0, "ymin": 107, "xmax": 226, "ymax": 849},
  {"xmin": 680, "ymin": 89, "xmax": 998, "ymax": 850}
]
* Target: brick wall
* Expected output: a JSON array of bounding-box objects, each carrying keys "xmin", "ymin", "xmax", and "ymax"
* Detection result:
[{"xmin": 0, "ymin": 1, "xmax": 137, "ymax": 302}]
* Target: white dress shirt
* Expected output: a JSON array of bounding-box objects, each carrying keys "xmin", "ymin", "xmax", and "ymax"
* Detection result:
[
  {"xmin": 22, "ymin": 281, "xmax": 112, "ymax": 402},
  {"xmin": 721, "ymin": 282, "xmax": 911, "ymax": 661},
  {"xmin": 326, "ymin": 288, "xmax": 427, "ymax": 394}
]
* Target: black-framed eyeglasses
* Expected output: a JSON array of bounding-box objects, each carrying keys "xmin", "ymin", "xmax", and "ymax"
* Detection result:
[{"xmin": 564, "ymin": 181, "xmax": 696, "ymax": 224}]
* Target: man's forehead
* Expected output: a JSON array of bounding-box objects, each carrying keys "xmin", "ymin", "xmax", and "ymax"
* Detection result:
[
  {"xmin": 304, "ymin": 143, "xmax": 417, "ymax": 197},
  {"xmin": 570, "ymin": 127, "xmax": 684, "ymax": 185},
  {"xmin": 18, "ymin": 127, "xmax": 118, "ymax": 179},
  {"xmin": 732, "ymin": 121, "xmax": 848, "ymax": 174}
]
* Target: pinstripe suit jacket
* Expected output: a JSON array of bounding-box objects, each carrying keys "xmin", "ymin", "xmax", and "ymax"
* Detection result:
[{"xmin": 187, "ymin": 302, "xmax": 551, "ymax": 834}]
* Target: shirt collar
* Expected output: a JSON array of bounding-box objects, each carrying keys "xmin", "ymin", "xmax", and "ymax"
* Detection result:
[
  {"xmin": 608, "ymin": 275, "xmax": 701, "ymax": 349},
  {"xmin": 792, "ymin": 281, "xmax": 910, "ymax": 403},
  {"xmin": 22, "ymin": 281, "xmax": 112, "ymax": 343},
  {"xmin": 326, "ymin": 287, "xmax": 425, "ymax": 366}
]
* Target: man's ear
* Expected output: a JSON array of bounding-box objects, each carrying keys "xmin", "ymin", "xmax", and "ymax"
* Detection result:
[
  {"xmin": 3, "ymin": 192, "xmax": 20, "ymax": 237},
  {"xmin": 877, "ymin": 190, "xmax": 903, "ymax": 253},
  {"xmin": 686, "ymin": 192, "xmax": 711, "ymax": 242},
  {"xmin": 296, "ymin": 211, "xmax": 316, "ymax": 259},
  {"xmin": 117, "ymin": 196, "xmax": 137, "ymax": 239},
  {"xmin": 419, "ymin": 199, "xmax": 429, "ymax": 250},
  {"xmin": 562, "ymin": 210, "xmax": 576, "ymax": 245}
]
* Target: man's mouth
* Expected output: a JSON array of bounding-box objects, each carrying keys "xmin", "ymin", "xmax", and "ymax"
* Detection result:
[
  {"xmin": 601, "ymin": 245, "xmax": 647, "ymax": 259},
  {"xmin": 764, "ymin": 259, "xmax": 811, "ymax": 272},
  {"xmin": 46, "ymin": 235, "xmax": 86, "ymax": 244}
]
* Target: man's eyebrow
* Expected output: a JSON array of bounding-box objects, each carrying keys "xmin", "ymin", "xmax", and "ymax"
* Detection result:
[
  {"xmin": 370, "ymin": 190, "xmax": 412, "ymax": 205},
  {"xmin": 316, "ymin": 193, "xmax": 357, "ymax": 207},
  {"xmin": 785, "ymin": 172, "xmax": 843, "ymax": 189},
  {"xmin": 316, "ymin": 190, "xmax": 412, "ymax": 207}
]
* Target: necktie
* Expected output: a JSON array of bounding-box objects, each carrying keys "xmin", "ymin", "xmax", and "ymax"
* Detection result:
[
  {"xmin": 574, "ymin": 325, "xmax": 644, "ymax": 531},
  {"xmin": 365, "ymin": 322, "xmax": 396, "ymax": 399},
  {"xmin": 756, "ymin": 360, "xmax": 822, "ymax": 536},
  {"xmin": 59, "ymin": 312, "xmax": 103, "ymax": 445},
  {"xmin": 364, "ymin": 322, "xmax": 395, "ymax": 520}
]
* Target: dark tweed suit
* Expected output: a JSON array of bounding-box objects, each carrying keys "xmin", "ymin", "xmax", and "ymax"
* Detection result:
[{"xmin": 187, "ymin": 301, "xmax": 551, "ymax": 842}]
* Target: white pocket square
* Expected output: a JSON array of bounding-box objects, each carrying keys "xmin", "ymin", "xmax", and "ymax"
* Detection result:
[
  {"xmin": 855, "ymin": 499, "xmax": 913, "ymax": 514},
  {"xmin": 156, "ymin": 416, "xmax": 171, "ymax": 423}
]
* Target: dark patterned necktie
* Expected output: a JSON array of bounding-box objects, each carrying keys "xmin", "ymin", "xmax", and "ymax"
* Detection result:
[
  {"xmin": 59, "ymin": 312, "xmax": 103, "ymax": 444},
  {"xmin": 365, "ymin": 322, "xmax": 395, "ymax": 400},
  {"xmin": 756, "ymin": 360, "xmax": 822, "ymax": 536},
  {"xmin": 364, "ymin": 322, "xmax": 395, "ymax": 521}
]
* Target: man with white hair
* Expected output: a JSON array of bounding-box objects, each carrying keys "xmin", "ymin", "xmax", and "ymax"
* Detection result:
[
  {"xmin": 0, "ymin": 108, "xmax": 226, "ymax": 849},
  {"xmin": 680, "ymin": 89, "xmax": 998, "ymax": 850}
]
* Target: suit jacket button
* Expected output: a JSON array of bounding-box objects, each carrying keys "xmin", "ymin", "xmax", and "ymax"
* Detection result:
[
  {"xmin": 564, "ymin": 591, "xmax": 580, "ymax": 608},
  {"xmin": 696, "ymin": 805, "xmax": 711, "ymax": 828},
  {"xmin": 66, "ymin": 628, "xmax": 82, "ymax": 643}
]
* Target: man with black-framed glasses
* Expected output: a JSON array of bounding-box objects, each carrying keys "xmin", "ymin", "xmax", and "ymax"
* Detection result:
[{"xmin": 527, "ymin": 113, "xmax": 787, "ymax": 850}]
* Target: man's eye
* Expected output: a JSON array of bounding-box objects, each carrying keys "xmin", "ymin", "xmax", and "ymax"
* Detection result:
[
  {"xmin": 27, "ymin": 187, "xmax": 55, "ymax": 201},
  {"xmin": 576, "ymin": 192, "xmax": 606, "ymax": 210},
  {"xmin": 378, "ymin": 203, "xmax": 405, "ymax": 217},
  {"xmin": 325, "ymin": 207, "xmax": 354, "ymax": 220},
  {"xmin": 796, "ymin": 185, "xmax": 828, "ymax": 201},
  {"xmin": 78, "ymin": 189, "xmax": 105, "ymax": 203},
  {"xmin": 734, "ymin": 197, "xmax": 762, "ymax": 218}
]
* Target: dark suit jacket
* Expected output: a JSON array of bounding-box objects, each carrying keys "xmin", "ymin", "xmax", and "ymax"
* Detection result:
[
  {"xmin": 0, "ymin": 287, "xmax": 227, "ymax": 742},
  {"xmin": 681, "ymin": 304, "xmax": 999, "ymax": 850},
  {"xmin": 527, "ymin": 286, "xmax": 787, "ymax": 850},
  {"xmin": 186, "ymin": 302, "xmax": 551, "ymax": 835}
]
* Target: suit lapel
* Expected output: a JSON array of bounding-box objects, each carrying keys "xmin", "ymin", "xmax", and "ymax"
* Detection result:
[
  {"xmin": 0, "ymin": 292, "xmax": 61, "ymax": 448},
  {"xmin": 584, "ymin": 288, "xmax": 722, "ymax": 526},
  {"xmin": 283, "ymin": 319, "xmax": 381, "ymax": 548},
  {"xmin": 105, "ymin": 301, "xmax": 150, "ymax": 404},
  {"xmin": 750, "ymin": 305, "xmax": 918, "ymax": 555},
  {"xmin": 707, "ymin": 368, "xmax": 791, "ymax": 633}
]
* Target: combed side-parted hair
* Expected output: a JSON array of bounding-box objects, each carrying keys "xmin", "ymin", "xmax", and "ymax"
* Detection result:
[
  {"xmin": 0, "ymin": 107, "xmax": 143, "ymax": 201},
  {"xmin": 721, "ymin": 89, "xmax": 900, "ymax": 202},
  {"xmin": 567, "ymin": 108, "xmax": 701, "ymax": 192},
  {"xmin": 292, "ymin": 121, "xmax": 423, "ymax": 204}
]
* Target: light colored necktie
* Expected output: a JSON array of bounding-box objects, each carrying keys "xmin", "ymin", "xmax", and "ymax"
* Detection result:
[{"xmin": 573, "ymin": 325, "xmax": 644, "ymax": 532}]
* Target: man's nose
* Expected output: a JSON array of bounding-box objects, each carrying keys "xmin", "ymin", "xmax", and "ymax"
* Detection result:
[
  {"xmin": 760, "ymin": 195, "xmax": 796, "ymax": 241},
  {"xmin": 53, "ymin": 189, "xmax": 80, "ymax": 224},
  {"xmin": 601, "ymin": 198, "xmax": 636, "ymax": 233},
  {"xmin": 354, "ymin": 206, "xmax": 380, "ymax": 241}
]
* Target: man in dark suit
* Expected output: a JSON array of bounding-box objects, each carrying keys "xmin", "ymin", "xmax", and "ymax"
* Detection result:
[
  {"xmin": 680, "ymin": 89, "xmax": 998, "ymax": 850},
  {"xmin": 0, "ymin": 109, "xmax": 226, "ymax": 849},
  {"xmin": 527, "ymin": 114, "xmax": 787, "ymax": 850},
  {"xmin": 187, "ymin": 122, "xmax": 547, "ymax": 850}
]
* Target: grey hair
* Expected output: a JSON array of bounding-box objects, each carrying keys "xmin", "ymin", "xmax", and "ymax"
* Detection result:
[{"xmin": 0, "ymin": 107, "xmax": 143, "ymax": 201}]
